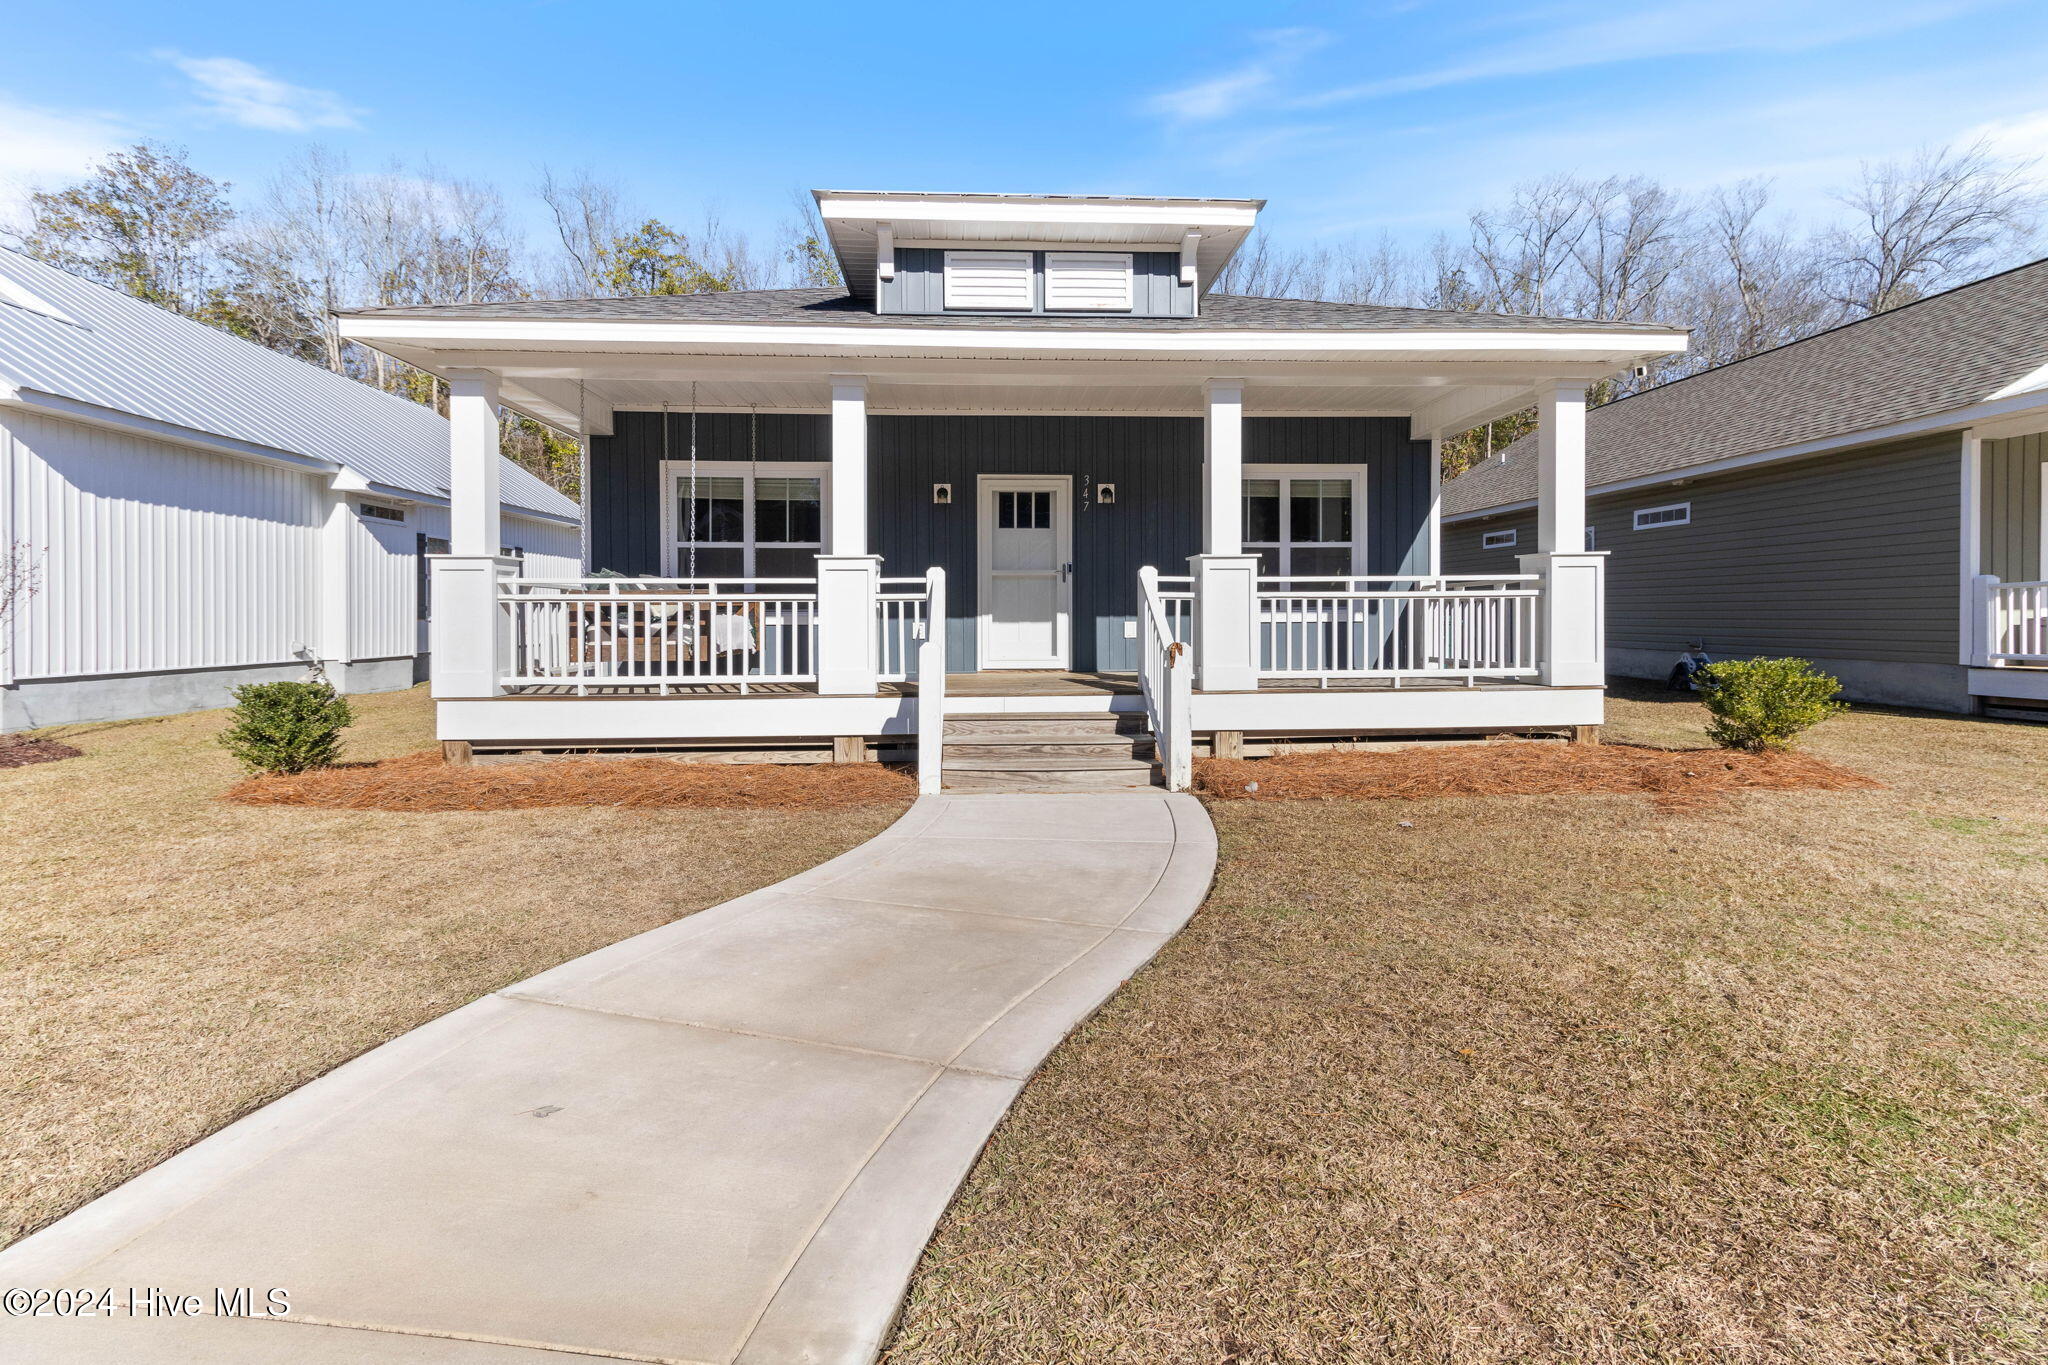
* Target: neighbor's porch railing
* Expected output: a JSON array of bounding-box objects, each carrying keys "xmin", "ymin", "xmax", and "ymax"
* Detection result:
[
  {"xmin": 1138, "ymin": 566, "xmax": 1194, "ymax": 791},
  {"xmin": 1979, "ymin": 575, "xmax": 2048, "ymax": 664},
  {"xmin": 500, "ymin": 577, "xmax": 819, "ymax": 693},
  {"xmin": 1256, "ymin": 575, "xmax": 1542, "ymax": 685}
]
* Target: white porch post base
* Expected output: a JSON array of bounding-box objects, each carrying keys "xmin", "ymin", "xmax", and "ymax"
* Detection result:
[
  {"xmin": 430, "ymin": 556, "xmax": 520, "ymax": 699},
  {"xmin": 1520, "ymin": 551, "xmax": 1607, "ymax": 687},
  {"xmin": 1190, "ymin": 553, "xmax": 1260, "ymax": 693},
  {"xmin": 1971, "ymin": 574, "xmax": 2000, "ymax": 667},
  {"xmin": 815, "ymin": 554, "xmax": 882, "ymax": 695}
]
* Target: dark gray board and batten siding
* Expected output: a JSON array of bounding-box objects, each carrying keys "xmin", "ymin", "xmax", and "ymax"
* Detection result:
[
  {"xmin": 588, "ymin": 411, "xmax": 1434, "ymax": 672},
  {"xmin": 1443, "ymin": 436, "xmax": 1965, "ymax": 668},
  {"xmin": 877, "ymin": 249, "xmax": 1195, "ymax": 317}
]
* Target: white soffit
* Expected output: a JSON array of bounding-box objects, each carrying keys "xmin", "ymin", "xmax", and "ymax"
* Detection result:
[{"xmin": 814, "ymin": 189, "xmax": 1261, "ymax": 298}]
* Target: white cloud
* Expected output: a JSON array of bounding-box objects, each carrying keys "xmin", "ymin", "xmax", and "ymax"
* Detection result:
[
  {"xmin": 157, "ymin": 53, "xmax": 362, "ymax": 132},
  {"xmin": 1965, "ymin": 110, "xmax": 2048, "ymax": 183},
  {"xmin": 1145, "ymin": 28, "xmax": 1329, "ymax": 123},
  {"xmin": 0, "ymin": 95, "xmax": 131, "ymax": 226},
  {"xmin": 1296, "ymin": 0, "xmax": 1986, "ymax": 106}
]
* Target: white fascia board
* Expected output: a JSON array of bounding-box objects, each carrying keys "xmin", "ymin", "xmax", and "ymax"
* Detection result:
[
  {"xmin": 337, "ymin": 314, "xmax": 1690, "ymax": 359},
  {"xmin": 0, "ymin": 385, "xmax": 340, "ymax": 476},
  {"xmin": 1441, "ymin": 388, "xmax": 2048, "ymax": 523},
  {"xmin": 816, "ymin": 195, "xmax": 1262, "ymax": 231}
]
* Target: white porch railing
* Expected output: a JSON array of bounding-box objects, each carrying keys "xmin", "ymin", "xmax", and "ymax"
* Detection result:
[
  {"xmin": 878, "ymin": 577, "xmax": 931, "ymax": 682},
  {"xmin": 500, "ymin": 577, "xmax": 818, "ymax": 693},
  {"xmin": 1256, "ymin": 575, "xmax": 1541, "ymax": 684},
  {"xmin": 1982, "ymin": 577, "xmax": 2048, "ymax": 664},
  {"xmin": 1138, "ymin": 566, "xmax": 1194, "ymax": 791},
  {"xmin": 1155, "ymin": 574, "xmax": 1195, "ymax": 648}
]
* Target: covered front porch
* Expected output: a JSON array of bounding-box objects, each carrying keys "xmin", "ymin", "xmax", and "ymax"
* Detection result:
[{"xmin": 336, "ymin": 310, "xmax": 1678, "ymax": 791}]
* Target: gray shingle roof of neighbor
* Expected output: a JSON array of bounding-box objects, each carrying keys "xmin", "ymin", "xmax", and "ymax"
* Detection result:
[
  {"xmin": 344, "ymin": 287, "xmax": 1684, "ymax": 334},
  {"xmin": 1442, "ymin": 256, "xmax": 2048, "ymax": 518},
  {"xmin": 0, "ymin": 248, "xmax": 579, "ymax": 522}
]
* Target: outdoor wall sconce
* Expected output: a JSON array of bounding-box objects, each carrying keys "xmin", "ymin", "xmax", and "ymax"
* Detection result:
[
  {"xmin": 932, "ymin": 483, "xmax": 952, "ymax": 505},
  {"xmin": 1096, "ymin": 483, "xmax": 1117, "ymax": 504}
]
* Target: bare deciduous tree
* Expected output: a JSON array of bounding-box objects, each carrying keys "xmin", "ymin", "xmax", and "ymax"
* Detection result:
[{"xmin": 1825, "ymin": 140, "xmax": 2040, "ymax": 316}]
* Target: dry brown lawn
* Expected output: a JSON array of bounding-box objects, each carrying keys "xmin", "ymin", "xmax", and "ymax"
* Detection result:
[
  {"xmin": 0, "ymin": 686, "xmax": 908, "ymax": 1248},
  {"xmin": 889, "ymin": 684, "xmax": 2048, "ymax": 1364}
]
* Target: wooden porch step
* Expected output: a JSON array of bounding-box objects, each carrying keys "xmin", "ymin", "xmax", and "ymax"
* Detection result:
[
  {"xmin": 943, "ymin": 752, "xmax": 1158, "ymax": 775},
  {"xmin": 943, "ymin": 712, "xmax": 1148, "ymax": 737},
  {"xmin": 939, "ymin": 767, "xmax": 1164, "ymax": 794},
  {"xmin": 943, "ymin": 734, "xmax": 1154, "ymax": 759}
]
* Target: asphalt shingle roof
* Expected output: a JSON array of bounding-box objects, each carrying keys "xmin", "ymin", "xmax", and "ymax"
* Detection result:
[
  {"xmin": 1442, "ymin": 258, "xmax": 2048, "ymax": 517},
  {"xmin": 346, "ymin": 287, "xmax": 1681, "ymax": 334},
  {"xmin": 0, "ymin": 248, "xmax": 579, "ymax": 522}
]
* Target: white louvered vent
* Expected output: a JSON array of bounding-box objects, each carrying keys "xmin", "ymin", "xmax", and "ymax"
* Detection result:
[
  {"xmin": 943, "ymin": 251, "xmax": 1034, "ymax": 311},
  {"xmin": 1044, "ymin": 252, "xmax": 1134, "ymax": 311}
]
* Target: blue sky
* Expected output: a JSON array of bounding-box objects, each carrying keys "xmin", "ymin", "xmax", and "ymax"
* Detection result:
[{"xmin": 6, "ymin": 0, "xmax": 2048, "ymax": 256}]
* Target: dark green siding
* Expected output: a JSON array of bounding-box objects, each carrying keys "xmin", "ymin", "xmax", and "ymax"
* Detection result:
[
  {"xmin": 590, "ymin": 411, "xmax": 1434, "ymax": 672},
  {"xmin": 1444, "ymin": 436, "xmax": 1963, "ymax": 664},
  {"xmin": 1983, "ymin": 432, "xmax": 2045, "ymax": 582}
]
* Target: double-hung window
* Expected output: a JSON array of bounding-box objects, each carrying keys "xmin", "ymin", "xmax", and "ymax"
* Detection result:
[
  {"xmin": 664, "ymin": 461, "xmax": 827, "ymax": 580},
  {"xmin": 1242, "ymin": 468, "xmax": 1363, "ymax": 577}
]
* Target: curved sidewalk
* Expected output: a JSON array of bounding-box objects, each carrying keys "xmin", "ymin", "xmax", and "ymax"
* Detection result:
[{"xmin": 0, "ymin": 791, "xmax": 1215, "ymax": 1364}]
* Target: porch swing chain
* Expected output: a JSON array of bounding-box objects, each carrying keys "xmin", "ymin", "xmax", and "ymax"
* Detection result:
[{"xmin": 687, "ymin": 382, "xmax": 699, "ymax": 582}]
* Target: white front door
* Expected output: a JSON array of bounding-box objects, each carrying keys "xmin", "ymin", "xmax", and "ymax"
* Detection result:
[{"xmin": 978, "ymin": 476, "xmax": 1072, "ymax": 669}]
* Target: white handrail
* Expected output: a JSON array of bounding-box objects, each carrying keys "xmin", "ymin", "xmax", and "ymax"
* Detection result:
[
  {"xmin": 1137, "ymin": 565, "xmax": 1193, "ymax": 791},
  {"xmin": 916, "ymin": 567, "xmax": 947, "ymax": 794}
]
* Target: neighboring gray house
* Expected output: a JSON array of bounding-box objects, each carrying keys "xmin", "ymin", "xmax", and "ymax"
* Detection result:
[
  {"xmin": 1443, "ymin": 259, "xmax": 2048, "ymax": 716},
  {"xmin": 0, "ymin": 247, "xmax": 582, "ymax": 732}
]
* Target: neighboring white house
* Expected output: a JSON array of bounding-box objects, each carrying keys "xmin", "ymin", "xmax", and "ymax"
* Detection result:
[{"xmin": 0, "ymin": 247, "xmax": 582, "ymax": 733}]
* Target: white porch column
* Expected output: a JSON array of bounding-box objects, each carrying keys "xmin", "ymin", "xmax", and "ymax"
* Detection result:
[
  {"xmin": 434, "ymin": 368, "xmax": 514, "ymax": 700},
  {"xmin": 829, "ymin": 375, "xmax": 869, "ymax": 555},
  {"xmin": 814, "ymin": 554, "xmax": 881, "ymax": 695},
  {"xmin": 316, "ymin": 478, "xmax": 357, "ymax": 685},
  {"xmin": 1520, "ymin": 383, "xmax": 1605, "ymax": 687},
  {"xmin": 1193, "ymin": 378, "xmax": 1259, "ymax": 692},
  {"xmin": 447, "ymin": 369, "xmax": 502, "ymax": 556},
  {"xmin": 1202, "ymin": 378, "xmax": 1244, "ymax": 553},
  {"xmin": 1189, "ymin": 553, "xmax": 1260, "ymax": 693}
]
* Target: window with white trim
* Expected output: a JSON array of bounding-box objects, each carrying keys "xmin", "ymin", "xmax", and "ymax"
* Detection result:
[
  {"xmin": 1043, "ymin": 252, "xmax": 1133, "ymax": 311},
  {"xmin": 357, "ymin": 500, "xmax": 406, "ymax": 523},
  {"xmin": 1633, "ymin": 502, "xmax": 1691, "ymax": 529},
  {"xmin": 1482, "ymin": 528, "xmax": 1517, "ymax": 550},
  {"xmin": 1243, "ymin": 470, "xmax": 1360, "ymax": 576},
  {"xmin": 663, "ymin": 461, "xmax": 827, "ymax": 579},
  {"xmin": 1585, "ymin": 525, "xmax": 1598, "ymax": 550},
  {"xmin": 943, "ymin": 250, "xmax": 1034, "ymax": 311}
]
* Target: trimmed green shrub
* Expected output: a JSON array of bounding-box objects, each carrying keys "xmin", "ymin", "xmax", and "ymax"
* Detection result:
[
  {"xmin": 218, "ymin": 680, "xmax": 354, "ymax": 775},
  {"xmin": 1697, "ymin": 657, "xmax": 1846, "ymax": 752}
]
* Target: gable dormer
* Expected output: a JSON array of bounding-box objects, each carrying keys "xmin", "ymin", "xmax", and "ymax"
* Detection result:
[{"xmin": 812, "ymin": 190, "xmax": 1262, "ymax": 318}]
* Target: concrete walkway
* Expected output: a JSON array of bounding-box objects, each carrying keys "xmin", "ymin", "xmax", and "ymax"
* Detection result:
[{"xmin": 0, "ymin": 792, "xmax": 1215, "ymax": 1364}]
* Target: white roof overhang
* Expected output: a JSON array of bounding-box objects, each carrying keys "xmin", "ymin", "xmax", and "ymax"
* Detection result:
[
  {"xmin": 813, "ymin": 190, "xmax": 1263, "ymax": 300},
  {"xmin": 337, "ymin": 314, "xmax": 1687, "ymax": 438}
]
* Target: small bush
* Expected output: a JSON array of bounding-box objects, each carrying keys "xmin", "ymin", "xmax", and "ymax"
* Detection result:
[
  {"xmin": 218, "ymin": 680, "xmax": 354, "ymax": 775},
  {"xmin": 1697, "ymin": 657, "xmax": 1846, "ymax": 752}
]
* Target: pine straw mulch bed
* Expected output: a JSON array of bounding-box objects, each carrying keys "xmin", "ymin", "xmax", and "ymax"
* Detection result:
[
  {"xmin": 224, "ymin": 749, "xmax": 918, "ymax": 812},
  {"xmin": 0, "ymin": 735, "xmax": 83, "ymax": 769},
  {"xmin": 1193, "ymin": 739, "xmax": 1882, "ymax": 809}
]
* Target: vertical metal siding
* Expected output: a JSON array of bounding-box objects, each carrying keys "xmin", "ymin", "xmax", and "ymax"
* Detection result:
[
  {"xmin": 7, "ymin": 409, "xmax": 324, "ymax": 679},
  {"xmin": 1442, "ymin": 437, "xmax": 1962, "ymax": 663},
  {"xmin": 509, "ymin": 515, "xmax": 584, "ymax": 579},
  {"xmin": 1983, "ymin": 432, "xmax": 2045, "ymax": 581}
]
